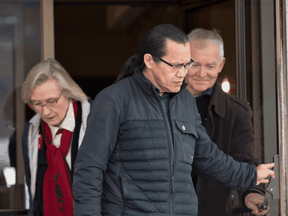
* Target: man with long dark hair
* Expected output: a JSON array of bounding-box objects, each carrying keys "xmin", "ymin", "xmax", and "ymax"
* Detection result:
[{"xmin": 73, "ymin": 24, "xmax": 274, "ymax": 216}]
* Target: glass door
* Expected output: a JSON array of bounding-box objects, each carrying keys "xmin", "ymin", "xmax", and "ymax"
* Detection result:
[
  {"xmin": 184, "ymin": 0, "xmax": 284, "ymax": 215},
  {"xmin": 0, "ymin": 0, "xmax": 53, "ymax": 212}
]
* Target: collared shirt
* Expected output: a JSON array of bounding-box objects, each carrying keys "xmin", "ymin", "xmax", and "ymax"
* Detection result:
[
  {"xmin": 195, "ymin": 86, "xmax": 214, "ymax": 126},
  {"xmin": 49, "ymin": 100, "xmax": 75, "ymax": 169}
]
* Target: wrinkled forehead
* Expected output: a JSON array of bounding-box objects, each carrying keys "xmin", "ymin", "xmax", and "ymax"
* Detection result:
[
  {"xmin": 190, "ymin": 40, "xmax": 221, "ymax": 60},
  {"xmin": 164, "ymin": 40, "xmax": 191, "ymax": 61},
  {"xmin": 30, "ymin": 79, "xmax": 62, "ymax": 101}
]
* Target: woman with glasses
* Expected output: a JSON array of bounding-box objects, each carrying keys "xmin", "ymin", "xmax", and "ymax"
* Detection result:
[{"xmin": 21, "ymin": 58, "xmax": 90, "ymax": 216}]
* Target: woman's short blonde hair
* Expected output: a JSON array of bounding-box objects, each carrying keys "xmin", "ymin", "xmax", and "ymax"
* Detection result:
[{"xmin": 22, "ymin": 58, "xmax": 87, "ymax": 106}]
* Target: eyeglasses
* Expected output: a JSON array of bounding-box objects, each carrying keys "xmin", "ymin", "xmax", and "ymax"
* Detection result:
[
  {"xmin": 154, "ymin": 56, "xmax": 194, "ymax": 70},
  {"xmin": 32, "ymin": 91, "xmax": 63, "ymax": 110}
]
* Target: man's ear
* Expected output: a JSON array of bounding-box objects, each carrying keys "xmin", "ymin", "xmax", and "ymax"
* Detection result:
[
  {"xmin": 143, "ymin": 53, "xmax": 154, "ymax": 69},
  {"xmin": 219, "ymin": 57, "xmax": 226, "ymax": 73}
]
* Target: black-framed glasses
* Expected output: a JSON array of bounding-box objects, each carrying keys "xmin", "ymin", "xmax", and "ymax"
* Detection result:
[
  {"xmin": 154, "ymin": 56, "xmax": 194, "ymax": 70},
  {"xmin": 32, "ymin": 91, "xmax": 63, "ymax": 110}
]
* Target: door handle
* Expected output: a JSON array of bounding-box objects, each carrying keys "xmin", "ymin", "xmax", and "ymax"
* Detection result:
[{"xmin": 258, "ymin": 154, "xmax": 280, "ymax": 211}]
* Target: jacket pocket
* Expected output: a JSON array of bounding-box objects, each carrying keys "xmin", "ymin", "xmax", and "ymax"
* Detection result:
[{"xmin": 174, "ymin": 120, "xmax": 198, "ymax": 164}]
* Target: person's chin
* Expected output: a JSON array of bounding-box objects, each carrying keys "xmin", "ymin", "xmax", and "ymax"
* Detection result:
[
  {"xmin": 174, "ymin": 82, "xmax": 183, "ymax": 87},
  {"xmin": 193, "ymin": 81, "xmax": 206, "ymax": 86},
  {"xmin": 194, "ymin": 84, "xmax": 209, "ymax": 91},
  {"xmin": 171, "ymin": 86, "xmax": 181, "ymax": 93},
  {"xmin": 44, "ymin": 117, "xmax": 60, "ymax": 126},
  {"xmin": 51, "ymin": 119, "xmax": 63, "ymax": 127}
]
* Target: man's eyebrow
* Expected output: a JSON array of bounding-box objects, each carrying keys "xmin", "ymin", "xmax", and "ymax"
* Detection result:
[
  {"xmin": 173, "ymin": 59, "xmax": 191, "ymax": 65},
  {"xmin": 173, "ymin": 60, "xmax": 190, "ymax": 65},
  {"xmin": 171, "ymin": 61, "xmax": 184, "ymax": 65},
  {"xmin": 207, "ymin": 62, "xmax": 217, "ymax": 65}
]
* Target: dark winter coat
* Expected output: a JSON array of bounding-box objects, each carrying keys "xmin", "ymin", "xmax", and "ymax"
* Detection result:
[
  {"xmin": 196, "ymin": 82, "xmax": 263, "ymax": 215},
  {"xmin": 73, "ymin": 69, "xmax": 258, "ymax": 216}
]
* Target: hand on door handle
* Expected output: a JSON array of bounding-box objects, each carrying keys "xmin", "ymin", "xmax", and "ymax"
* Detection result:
[
  {"xmin": 256, "ymin": 163, "xmax": 275, "ymax": 185},
  {"xmin": 245, "ymin": 193, "xmax": 268, "ymax": 215},
  {"xmin": 258, "ymin": 155, "xmax": 280, "ymax": 212}
]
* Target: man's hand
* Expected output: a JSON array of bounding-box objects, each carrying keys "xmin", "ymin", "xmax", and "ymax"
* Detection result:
[
  {"xmin": 245, "ymin": 193, "xmax": 268, "ymax": 215},
  {"xmin": 256, "ymin": 163, "xmax": 275, "ymax": 185}
]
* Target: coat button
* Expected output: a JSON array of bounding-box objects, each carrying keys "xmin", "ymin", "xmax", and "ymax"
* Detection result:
[{"xmin": 182, "ymin": 125, "xmax": 186, "ymax": 130}]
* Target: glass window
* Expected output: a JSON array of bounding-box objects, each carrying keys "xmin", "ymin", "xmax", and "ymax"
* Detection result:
[{"xmin": 0, "ymin": 0, "xmax": 41, "ymax": 211}]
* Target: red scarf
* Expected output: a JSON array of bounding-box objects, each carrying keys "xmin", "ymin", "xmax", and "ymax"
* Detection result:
[{"xmin": 42, "ymin": 101, "xmax": 77, "ymax": 216}]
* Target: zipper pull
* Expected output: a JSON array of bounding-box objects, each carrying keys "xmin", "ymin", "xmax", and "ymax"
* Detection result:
[{"xmin": 171, "ymin": 176, "xmax": 175, "ymax": 193}]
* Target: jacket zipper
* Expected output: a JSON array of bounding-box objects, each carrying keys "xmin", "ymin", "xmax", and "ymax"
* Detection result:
[{"xmin": 155, "ymin": 95, "xmax": 174, "ymax": 216}]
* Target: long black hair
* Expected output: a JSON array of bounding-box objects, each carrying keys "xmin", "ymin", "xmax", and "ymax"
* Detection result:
[{"xmin": 116, "ymin": 24, "xmax": 189, "ymax": 82}]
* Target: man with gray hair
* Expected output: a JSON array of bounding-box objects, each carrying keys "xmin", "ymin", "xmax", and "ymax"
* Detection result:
[
  {"xmin": 21, "ymin": 58, "xmax": 91, "ymax": 216},
  {"xmin": 186, "ymin": 28, "xmax": 267, "ymax": 215}
]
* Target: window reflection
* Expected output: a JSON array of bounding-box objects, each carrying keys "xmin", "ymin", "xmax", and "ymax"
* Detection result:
[
  {"xmin": 3, "ymin": 167, "xmax": 16, "ymax": 188},
  {"xmin": 0, "ymin": 0, "xmax": 41, "ymax": 212}
]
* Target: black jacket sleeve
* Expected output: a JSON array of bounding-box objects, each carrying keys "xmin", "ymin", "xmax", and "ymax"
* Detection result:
[{"xmin": 73, "ymin": 89, "xmax": 121, "ymax": 216}]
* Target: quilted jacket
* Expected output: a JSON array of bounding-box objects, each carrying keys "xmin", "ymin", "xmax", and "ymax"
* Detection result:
[{"xmin": 73, "ymin": 69, "xmax": 257, "ymax": 216}]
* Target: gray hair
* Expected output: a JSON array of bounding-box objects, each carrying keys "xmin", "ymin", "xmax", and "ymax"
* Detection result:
[
  {"xmin": 22, "ymin": 58, "xmax": 87, "ymax": 106},
  {"xmin": 187, "ymin": 28, "xmax": 224, "ymax": 62}
]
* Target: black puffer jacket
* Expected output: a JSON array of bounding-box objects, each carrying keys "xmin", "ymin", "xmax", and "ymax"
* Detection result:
[{"xmin": 73, "ymin": 69, "xmax": 257, "ymax": 216}]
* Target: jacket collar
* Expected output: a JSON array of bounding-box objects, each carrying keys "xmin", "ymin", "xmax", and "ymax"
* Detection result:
[
  {"xmin": 29, "ymin": 112, "xmax": 42, "ymax": 128},
  {"xmin": 132, "ymin": 68, "xmax": 188, "ymax": 98},
  {"xmin": 209, "ymin": 82, "xmax": 226, "ymax": 118}
]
